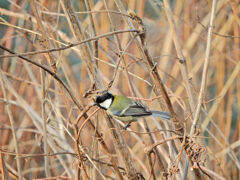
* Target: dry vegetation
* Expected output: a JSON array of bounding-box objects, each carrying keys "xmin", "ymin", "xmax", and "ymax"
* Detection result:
[{"xmin": 0, "ymin": 0, "xmax": 239, "ymax": 179}]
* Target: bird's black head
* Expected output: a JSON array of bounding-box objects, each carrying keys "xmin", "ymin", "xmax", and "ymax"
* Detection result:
[{"xmin": 95, "ymin": 92, "xmax": 114, "ymax": 110}]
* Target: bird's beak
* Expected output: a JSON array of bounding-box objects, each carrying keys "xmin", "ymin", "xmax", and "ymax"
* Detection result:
[{"xmin": 93, "ymin": 102, "xmax": 98, "ymax": 106}]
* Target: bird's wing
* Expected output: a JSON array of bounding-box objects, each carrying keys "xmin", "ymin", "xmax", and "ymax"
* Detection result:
[{"xmin": 112, "ymin": 101, "xmax": 152, "ymax": 117}]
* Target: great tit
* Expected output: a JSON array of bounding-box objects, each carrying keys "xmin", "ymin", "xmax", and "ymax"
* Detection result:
[{"xmin": 95, "ymin": 92, "xmax": 170, "ymax": 128}]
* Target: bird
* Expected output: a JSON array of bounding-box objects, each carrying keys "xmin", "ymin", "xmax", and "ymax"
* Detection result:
[{"xmin": 94, "ymin": 92, "xmax": 170, "ymax": 129}]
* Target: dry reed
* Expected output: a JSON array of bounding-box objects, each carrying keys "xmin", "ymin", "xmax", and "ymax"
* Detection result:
[{"xmin": 0, "ymin": 0, "xmax": 239, "ymax": 179}]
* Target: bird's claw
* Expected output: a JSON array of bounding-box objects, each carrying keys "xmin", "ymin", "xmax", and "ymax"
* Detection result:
[{"xmin": 123, "ymin": 122, "xmax": 131, "ymax": 130}]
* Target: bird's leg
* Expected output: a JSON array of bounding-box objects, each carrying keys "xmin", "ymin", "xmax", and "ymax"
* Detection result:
[{"xmin": 123, "ymin": 122, "xmax": 132, "ymax": 130}]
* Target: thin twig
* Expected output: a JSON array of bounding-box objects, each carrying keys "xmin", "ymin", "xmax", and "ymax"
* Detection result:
[
  {"xmin": 190, "ymin": 0, "xmax": 217, "ymax": 135},
  {"xmin": 144, "ymin": 136, "xmax": 181, "ymax": 153},
  {"xmin": 0, "ymin": 45, "xmax": 81, "ymax": 109},
  {"xmin": 163, "ymin": 0, "xmax": 195, "ymax": 115},
  {"xmin": 0, "ymin": 71, "xmax": 23, "ymax": 180},
  {"xmin": 0, "ymin": 29, "xmax": 139, "ymax": 59}
]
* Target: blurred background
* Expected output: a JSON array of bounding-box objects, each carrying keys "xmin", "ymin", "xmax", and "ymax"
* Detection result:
[{"xmin": 0, "ymin": 0, "xmax": 239, "ymax": 179}]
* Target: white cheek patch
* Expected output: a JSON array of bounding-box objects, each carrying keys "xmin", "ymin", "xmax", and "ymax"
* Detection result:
[{"xmin": 100, "ymin": 98, "xmax": 112, "ymax": 109}]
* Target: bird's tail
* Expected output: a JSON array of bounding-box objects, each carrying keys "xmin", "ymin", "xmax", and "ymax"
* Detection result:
[{"xmin": 151, "ymin": 111, "xmax": 171, "ymax": 120}]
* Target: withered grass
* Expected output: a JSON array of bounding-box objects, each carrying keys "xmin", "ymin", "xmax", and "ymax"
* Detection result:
[{"xmin": 0, "ymin": 0, "xmax": 239, "ymax": 179}]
